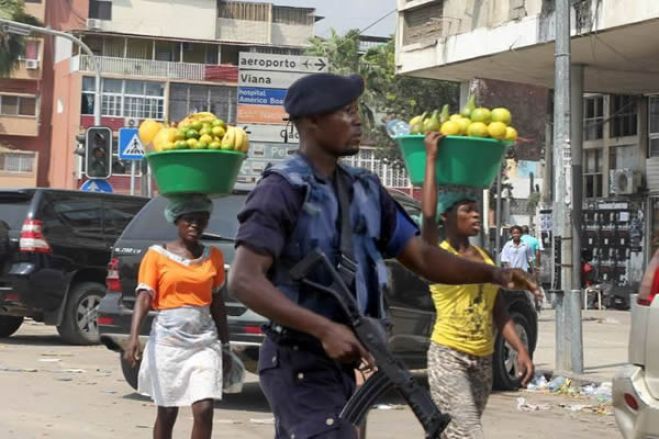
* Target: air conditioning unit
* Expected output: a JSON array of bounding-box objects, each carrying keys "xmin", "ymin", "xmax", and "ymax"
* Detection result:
[
  {"xmin": 86, "ymin": 18, "xmax": 102, "ymax": 30},
  {"xmin": 609, "ymin": 169, "xmax": 641, "ymax": 195},
  {"xmin": 24, "ymin": 59, "xmax": 39, "ymax": 70},
  {"xmin": 124, "ymin": 118, "xmax": 139, "ymax": 128}
]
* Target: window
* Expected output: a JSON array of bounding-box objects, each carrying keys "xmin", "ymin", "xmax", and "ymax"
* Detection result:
[
  {"xmin": 169, "ymin": 83, "xmax": 236, "ymax": 123},
  {"xmin": 584, "ymin": 96, "xmax": 603, "ymax": 140},
  {"xmin": 0, "ymin": 95, "xmax": 37, "ymax": 116},
  {"xmin": 584, "ymin": 148, "xmax": 604, "ymax": 198},
  {"xmin": 610, "ymin": 94, "xmax": 637, "ymax": 137},
  {"xmin": 22, "ymin": 40, "xmax": 40, "ymax": 61},
  {"xmin": 101, "ymin": 199, "xmax": 146, "ymax": 241},
  {"xmin": 81, "ymin": 77, "xmax": 165, "ymax": 120},
  {"xmin": 0, "ymin": 152, "xmax": 35, "ymax": 172},
  {"xmin": 89, "ymin": 0, "xmax": 112, "ymax": 20},
  {"xmin": 155, "ymin": 41, "xmax": 181, "ymax": 62},
  {"xmin": 649, "ymin": 96, "xmax": 659, "ymax": 157}
]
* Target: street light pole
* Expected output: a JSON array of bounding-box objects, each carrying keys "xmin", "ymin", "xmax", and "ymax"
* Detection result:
[
  {"xmin": 553, "ymin": 0, "xmax": 584, "ymax": 375},
  {"xmin": 0, "ymin": 18, "xmax": 101, "ymax": 126}
]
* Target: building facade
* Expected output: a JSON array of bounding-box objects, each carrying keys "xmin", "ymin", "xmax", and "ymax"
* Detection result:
[
  {"xmin": 43, "ymin": 0, "xmax": 316, "ymax": 193},
  {"xmin": 395, "ymin": 0, "xmax": 659, "ymax": 285},
  {"xmin": 0, "ymin": 0, "xmax": 48, "ymax": 188}
]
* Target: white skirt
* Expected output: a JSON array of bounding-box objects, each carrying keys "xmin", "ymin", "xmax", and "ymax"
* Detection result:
[{"xmin": 138, "ymin": 306, "xmax": 223, "ymax": 407}]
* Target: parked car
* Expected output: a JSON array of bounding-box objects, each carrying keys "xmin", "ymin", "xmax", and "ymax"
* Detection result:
[
  {"xmin": 98, "ymin": 191, "xmax": 537, "ymax": 391},
  {"xmin": 0, "ymin": 189, "xmax": 148, "ymax": 344},
  {"xmin": 613, "ymin": 250, "xmax": 659, "ymax": 438}
]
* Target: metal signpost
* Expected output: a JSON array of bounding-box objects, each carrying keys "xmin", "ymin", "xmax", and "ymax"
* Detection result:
[
  {"xmin": 236, "ymin": 52, "xmax": 328, "ymax": 189},
  {"xmin": 118, "ymin": 127, "xmax": 146, "ymax": 196}
]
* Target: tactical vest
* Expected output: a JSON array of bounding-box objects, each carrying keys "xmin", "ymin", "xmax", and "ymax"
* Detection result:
[{"xmin": 266, "ymin": 154, "xmax": 389, "ymax": 322}]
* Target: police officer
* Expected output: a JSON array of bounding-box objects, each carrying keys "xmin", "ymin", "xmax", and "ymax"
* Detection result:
[{"xmin": 229, "ymin": 73, "xmax": 537, "ymax": 439}]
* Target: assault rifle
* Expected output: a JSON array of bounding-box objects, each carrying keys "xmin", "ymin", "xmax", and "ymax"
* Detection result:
[{"xmin": 290, "ymin": 248, "xmax": 450, "ymax": 439}]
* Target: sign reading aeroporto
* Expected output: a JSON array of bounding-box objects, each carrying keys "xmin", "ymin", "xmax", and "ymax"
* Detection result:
[
  {"xmin": 239, "ymin": 53, "xmax": 328, "ymax": 74},
  {"xmin": 236, "ymin": 52, "xmax": 328, "ymax": 188}
]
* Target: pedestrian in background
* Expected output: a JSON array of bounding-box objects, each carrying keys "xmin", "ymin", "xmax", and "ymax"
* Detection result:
[
  {"xmin": 501, "ymin": 225, "xmax": 534, "ymax": 273},
  {"xmin": 421, "ymin": 133, "xmax": 536, "ymax": 439},
  {"xmin": 521, "ymin": 225, "xmax": 543, "ymax": 275},
  {"xmin": 229, "ymin": 73, "xmax": 538, "ymax": 439},
  {"xmin": 124, "ymin": 195, "xmax": 231, "ymax": 439}
]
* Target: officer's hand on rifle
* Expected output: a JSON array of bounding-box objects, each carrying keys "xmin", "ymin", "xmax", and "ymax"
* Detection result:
[{"xmin": 319, "ymin": 321, "xmax": 375, "ymax": 368}]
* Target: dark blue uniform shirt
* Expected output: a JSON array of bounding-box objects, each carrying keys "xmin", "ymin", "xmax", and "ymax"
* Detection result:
[{"xmin": 235, "ymin": 172, "xmax": 418, "ymax": 261}]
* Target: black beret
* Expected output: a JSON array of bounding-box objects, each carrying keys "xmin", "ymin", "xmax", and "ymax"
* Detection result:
[{"xmin": 284, "ymin": 73, "xmax": 364, "ymax": 119}]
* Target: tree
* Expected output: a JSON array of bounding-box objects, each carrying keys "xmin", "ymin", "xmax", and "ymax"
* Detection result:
[
  {"xmin": 0, "ymin": 0, "xmax": 42, "ymax": 77},
  {"xmin": 306, "ymin": 30, "xmax": 459, "ymax": 164}
]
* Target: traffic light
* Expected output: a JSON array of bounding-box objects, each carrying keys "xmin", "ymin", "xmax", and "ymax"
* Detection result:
[{"xmin": 85, "ymin": 126, "xmax": 112, "ymax": 179}]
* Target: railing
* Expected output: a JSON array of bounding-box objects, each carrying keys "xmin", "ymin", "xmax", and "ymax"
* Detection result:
[
  {"xmin": 76, "ymin": 55, "xmax": 239, "ymax": 83},
  {"xmin": 342, "ymin": 146, "xmax": 412, "ymax": 189}
]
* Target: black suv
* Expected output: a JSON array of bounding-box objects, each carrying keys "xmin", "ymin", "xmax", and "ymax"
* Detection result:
[
  {"xmin": 99, "ymin": 192, "xmax": 537, "ymax": 391},
  {"xmin": 0, "ymin": 189, "xmax": 148, "ymax": 344}
]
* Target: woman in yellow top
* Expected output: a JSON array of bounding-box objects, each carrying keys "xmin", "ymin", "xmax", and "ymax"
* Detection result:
[
  {"xmin": 124, "ymin": 195, "xmax": 231, "ymax": 439},
  {"xmin": 422, "ymin": 132, "xmax": 535, "ymax": 439}
]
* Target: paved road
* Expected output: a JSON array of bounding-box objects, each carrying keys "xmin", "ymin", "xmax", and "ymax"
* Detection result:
[{"xmin": 0, "ymin": 320, "xmax": 621, "ymax": 438}]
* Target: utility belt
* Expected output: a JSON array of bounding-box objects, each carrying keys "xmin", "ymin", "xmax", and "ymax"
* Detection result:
[{"xmin": 264, "ymin": 323, "xmax": 326, "ymax": 355}]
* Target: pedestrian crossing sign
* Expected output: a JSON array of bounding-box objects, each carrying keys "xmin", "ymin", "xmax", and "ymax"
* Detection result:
[{"xmin": 118, "ymin": 127, "xmax": 145, "ymax": 160}]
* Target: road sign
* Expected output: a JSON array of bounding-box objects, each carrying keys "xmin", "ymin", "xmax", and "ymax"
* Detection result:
[
  {"xmin": 238, "ymin": 70, "xmax": 308, "ymax": 89},
  {"xmin": 241, "ymin": 123, "xmax": 299, "ymax": 143},
  {"xmin": 237, "ymin": 104, "xmax": 288, "ymax": 125},
  {"xmin": 238, "ymin": 87, "xmax": 287, "ymax": 106},
  {"xmin": 118, "ymin": 128, "xmax": 145, "ymax": 160},
  {"xmin": 80, "ymin": 179, "xmax": 113, "ymax": 193},
  {"xmin": 239, "ymin": 53, "xmax": 329, "ymax": 73}
]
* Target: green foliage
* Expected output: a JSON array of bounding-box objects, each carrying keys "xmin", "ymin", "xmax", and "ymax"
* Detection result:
[
  {"xmin": 0, "ymin": 0, "xmax": 42, "ymax": 77},
  {"xmin": 306, "ymin": 30, "xmax": 459, "ymax": 164}
]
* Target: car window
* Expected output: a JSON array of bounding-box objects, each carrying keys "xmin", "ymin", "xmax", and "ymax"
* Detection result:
[
  {"xmin": 102, "ymin": 198, "xmax": 146, "ymax": 240},
  {"xmin": 0, "ymin": 195, "xmax": 32, "ymax": 230},
  {"xmin": 41, "ymin": 192, "xmax": 103, "ymax": 240},
  {"xmin": 121, "ymin": 194, "xmax": 246, "ymax": 241}
]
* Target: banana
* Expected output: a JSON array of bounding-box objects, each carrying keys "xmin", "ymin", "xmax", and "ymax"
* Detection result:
[
  {"xmin": 234, "ymin": 127, "xmax": 250, "ymax": 152},
  {"xmin": 221, "ymin": 126, "xmax": 236, "ymax": 150}
]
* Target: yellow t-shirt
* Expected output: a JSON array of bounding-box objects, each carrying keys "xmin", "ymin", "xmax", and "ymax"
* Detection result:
[{"xmin": 430, "ymin": 241, "xmax": 499, "ymax": 357}]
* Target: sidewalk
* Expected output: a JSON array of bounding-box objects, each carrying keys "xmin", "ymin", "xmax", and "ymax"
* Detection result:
[{"xmin": 532, "ymin": 309, "xmax": 630, "ymax": 383}]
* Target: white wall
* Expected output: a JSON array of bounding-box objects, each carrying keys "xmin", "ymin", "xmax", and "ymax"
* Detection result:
[
  {"xmin": 216, "ymin": 18, "xmax": 270, "ymax": 44},
  {"xmin": 103, "ymin": 0, "xmax": 217, "ymax": 41},
  {"xmin": 271, "ymin": 23, "xmax": 312, "ymax": 47}
]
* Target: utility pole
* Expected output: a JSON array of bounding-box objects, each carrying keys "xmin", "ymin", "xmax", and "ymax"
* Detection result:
[
  {"xmin": 553, "ymin": 0, "xmax": 584, "ymax": 375},
  {"xmin": 0, "ymin": 19, "xmax": 101, "ymax": 126}
]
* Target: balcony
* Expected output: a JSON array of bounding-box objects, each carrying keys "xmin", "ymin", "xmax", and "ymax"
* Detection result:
[
  {"xmin": 73, "ymin": 55, "xmax": 238, "ymax": 83},
  {"xmin": 0, "ymin": 115, "xmax": 39, "ymax": 137}
]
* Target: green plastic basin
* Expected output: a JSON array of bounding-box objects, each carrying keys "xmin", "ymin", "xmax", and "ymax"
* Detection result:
[
  {"xmin": 396, "ymin": 135, "xmax": 510, "ymax": 188},
  {"xmin": 146, "ymin": 149, "xmax": 245, "ymax": 196}
]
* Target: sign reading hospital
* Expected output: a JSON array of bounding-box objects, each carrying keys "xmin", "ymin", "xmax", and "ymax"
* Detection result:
[{"xmin": 238, "ymin": 87, "xmax": 287, "ymax": 106}]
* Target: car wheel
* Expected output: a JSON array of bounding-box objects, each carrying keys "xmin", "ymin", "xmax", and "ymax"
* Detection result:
[
  {"xmin": 57, "ymin": 282, "xmax": 104, "ymax": 345},
  {"xmin": 492, "ymin": 311, "xmax": 532, "ymax": 391},
  {"xmin": 0, "ymin": 315, "xmax": 24, "ymax": 338},
  {"xmin": 120, "ymin": 354, "xmax": 140, "ymax": 390}
]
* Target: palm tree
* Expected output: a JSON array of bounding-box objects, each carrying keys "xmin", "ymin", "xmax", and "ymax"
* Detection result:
[{"xmin": 0, "ymin": 0, "xmax": 42, "ymax": 77}]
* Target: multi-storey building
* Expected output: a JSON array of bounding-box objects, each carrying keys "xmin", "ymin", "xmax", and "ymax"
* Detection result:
[
  {"xmin": 43, "ymin": 0, "xmax": 316, "ymax": 193},
  {"xmin": 0, "ymin": 0, "xmax": 47, "ymax": 188},
  {"xmin": 394, "ymin": 0, "xmax": 659, "ymax": 283}
]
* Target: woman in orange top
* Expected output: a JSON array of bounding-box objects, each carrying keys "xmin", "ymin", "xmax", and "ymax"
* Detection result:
[{"xmin": 124, "ymin": 195, "xmax": 230, "ymax": 439}]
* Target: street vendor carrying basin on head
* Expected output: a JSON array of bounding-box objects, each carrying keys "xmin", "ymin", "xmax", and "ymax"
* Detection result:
[{"xmin": 229, "ymin": 73, "xmax": 538, "ymax": 439}]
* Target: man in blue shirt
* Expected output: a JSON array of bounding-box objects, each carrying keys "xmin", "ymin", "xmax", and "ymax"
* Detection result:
[
  {"xmin": 521, "ymin": 225, "xmax": 543, "ymax": 273},
  {"xmin": 229, "ymin": 73, "xmax": 538, "ymax": 438}
]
